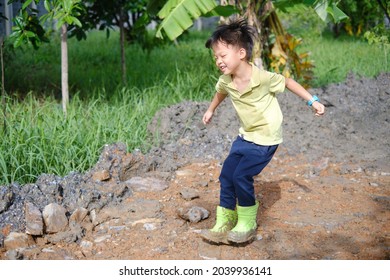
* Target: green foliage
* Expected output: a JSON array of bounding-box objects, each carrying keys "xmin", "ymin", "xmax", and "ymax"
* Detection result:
[
  {"xmin": 278, "ymin": 5, "xmax": 327, "ymax": 37},
  {"xmin": 312, "ymin": 0, "xmax": 348, "ymax": 23},
  {"xmin": 8, "ymin": 9, "xmax": 48, "ymax": 49},
  {"xmin": 254, "ymin": 0, "xmax": 348, "ymax": 23},
  {"xmin": 70, "ymin": 0, "xmax": 153, "ymax": 44},
  {"xmin": 336, "ymin": 0, "xmax": 385, "ymax": 36},
  {"xmin": 156, "ymin": 0, "xmax": 217, "ymax": 40},
  {"xmin": 41, "ymin": 0, "xmax": 84, "ymax": 29},
  {"xmin": 7, "ymin": 0, "xmax": 84, "ymax": 50},
  {"xmin": 364, "ymin": 24, "xmax": 390, "ymax": 46}
]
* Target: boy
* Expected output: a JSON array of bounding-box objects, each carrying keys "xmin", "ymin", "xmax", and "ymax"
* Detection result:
[{"xmin": 200, "ymin": 19, "xmax": 325, "ymax": 245}]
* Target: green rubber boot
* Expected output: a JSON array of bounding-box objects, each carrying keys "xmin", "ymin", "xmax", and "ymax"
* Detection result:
[
  {"xmin": 200, "ymin": 206, "xmax": 237, "ymax": 244},
  {"xmin": 227, "ymin": 202, "xmax": 259, "ymax": 244}
]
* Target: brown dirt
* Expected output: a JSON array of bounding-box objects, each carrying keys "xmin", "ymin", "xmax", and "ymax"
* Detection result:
[{"xmin": 2, "ymin": 148, "xmax": 388, "ymax": 260}]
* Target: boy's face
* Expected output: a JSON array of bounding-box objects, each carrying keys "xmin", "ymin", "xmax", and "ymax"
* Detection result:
[{"xmin": 212, "ymin": 40, "xmax": 246, "ymax": 75}]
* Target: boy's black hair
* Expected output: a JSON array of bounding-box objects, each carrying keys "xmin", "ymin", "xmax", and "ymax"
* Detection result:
[{"xmin": 205, "ymin": 18, "xmax": 256, "ymax": 61}]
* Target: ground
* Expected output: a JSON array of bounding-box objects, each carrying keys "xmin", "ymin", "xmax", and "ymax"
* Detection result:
[{"xmin": 0, "ymin": 72, "xmax": 389, "ymax": 260}]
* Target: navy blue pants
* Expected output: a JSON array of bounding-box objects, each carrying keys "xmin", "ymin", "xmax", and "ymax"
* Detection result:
[{"xmin": 219, "ymin": 136, "xmax": 278, "ymax": 210}]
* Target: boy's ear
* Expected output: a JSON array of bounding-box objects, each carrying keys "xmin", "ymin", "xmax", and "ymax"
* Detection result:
[{"xmin": 239, "ymin": 48, "xmax": 247, "ymax": 59}]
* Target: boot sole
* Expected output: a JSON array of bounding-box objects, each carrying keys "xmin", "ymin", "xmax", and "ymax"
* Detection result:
[
  {"xmin": 199, "ymin": 230, "xmax": 229, "ymax": 245},
  {"xmin": 227, "ymin": 229, "xmax": 256, "ymax": 244}
]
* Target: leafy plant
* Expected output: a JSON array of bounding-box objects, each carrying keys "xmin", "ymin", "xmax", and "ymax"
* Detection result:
[
  {"xmin": 334, "ymin": 0, "xmax": 387, "ymax": 37},
  {"xmin": 8, "ymin": 9, "xmax": 48, "ymax": 49},
  {"xmin": 156, "ymin": 0, "xmax": 217, "ymax": 40}
]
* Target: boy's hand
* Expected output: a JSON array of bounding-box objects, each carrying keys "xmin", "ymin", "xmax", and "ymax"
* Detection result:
[
  {"xmin": 312, "ymin": 101, "xmax": 325, "ymax": 116},
  {"xmin": 203, "ymin": 111, "xmax": 214, "ymax": 125}
]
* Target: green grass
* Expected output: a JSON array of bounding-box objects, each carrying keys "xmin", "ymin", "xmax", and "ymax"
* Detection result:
[
  {"xmin": 0, "ymin": 69, "xmax": 215, "ymax": 185},
  {"xmin": 1, "ymin": 28, "xmax": 389, "ymax": 185},
  {"xmin": 5, "ymin": 31, "xmax": 217, "ymax": 98},
  {"xmin": 298, "ymin": 32, "xmax": 390, "ymax": 87}
]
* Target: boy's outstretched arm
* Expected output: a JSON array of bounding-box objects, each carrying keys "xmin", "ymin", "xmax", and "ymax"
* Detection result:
[
  {"xmin": 203, "ymin": 92, "xmax": 227, "ymax": 124},
  {"xmin": 285, "ymin": 77, "xmax": 325, "ymax": 116}
]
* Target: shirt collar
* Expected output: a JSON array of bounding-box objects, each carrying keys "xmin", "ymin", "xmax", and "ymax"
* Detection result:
[{"xmin": 220, "ymin": 63, "xmax": 261, "ymax": 90}]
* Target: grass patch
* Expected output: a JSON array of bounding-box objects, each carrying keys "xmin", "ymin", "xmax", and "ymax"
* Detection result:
[
  {"xmin": 298, "ymin": 32, "xmax": 390, "ymax": 87},
  {"xmin": 1, "ymin": 69, "xmax": 215, "ymax": 185}
]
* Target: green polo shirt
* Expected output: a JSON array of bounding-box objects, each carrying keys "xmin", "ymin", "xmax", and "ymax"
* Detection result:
[{"xmin": 215, "ymin": 64, "xmax": 286, "ymax": 145}]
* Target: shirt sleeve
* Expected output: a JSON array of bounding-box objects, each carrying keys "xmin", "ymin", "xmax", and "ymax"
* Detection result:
[
  {"xmin": 268, "ymin": 72, "xmax": 286, "ymax": 94},
  {"xmin": 215, "ymin": 78, "xmax": 228, "ymax": 95}
]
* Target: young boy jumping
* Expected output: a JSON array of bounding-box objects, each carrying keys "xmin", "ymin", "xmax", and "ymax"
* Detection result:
[{"xmin": 200, "ymin": 19, "xmax": 325, "ymax": 245}]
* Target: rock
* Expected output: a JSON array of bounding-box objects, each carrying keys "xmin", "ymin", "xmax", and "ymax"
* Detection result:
[
  {"xmin": 177, "ymin": 206, "xmax": 209, "ymax": 223},
  {"xmin": 192, "ymin": 181, "xmax": 209, "ymax": 188},
  {"xmin": 310, "ymin": 157, "xmax": 330, "ymax": 174},
  {"xmin": 80, "ymin": 240, "xmax": 93, "ymax": 248},
  {"xmin": 46, "ymin": 224, "xmax": 85, "ymax": 244},
  {"xmin": 126, "ymin": 177, "xmax": 169, "ymax": 192},
  {"xmin": 94, "ymin": 234, "xmax": 111, "ymax": 243},
  {"xmin": 0, "ymin": 185, "xmax": 14, "ymax": 214},
  {"xmin": 42, "ymin": 203, "xmax": 68, "ymax": 233},
  {"xmin": 25, "ymin": 202, "xmax": 44, "ymax": 235},
  {"xmin": 4, "ymin": 232, "xmax": 35, "ymax": 250},
  {"xmin": 180, "ymin": 188, "xmax": 200, "ymax": 200},
  {"xmin": 69, "ymin": 207, "xmax": 92, "ymax": 232},
  {"xmin": 175, "ymin": 169, "xmax": 195, "ymax": 177},
  {"xmin": 119, "ymin": 152, "xmax": 150, "ymax": 181},
  {"xmin": 143, "ymin": 223, "xmax": 159, "ymax": 231},
  {"xmin": 90, "ymin": 209, "xmax": 98, "ymax": 226},
  {"xmin": 92, "ymin": 170, "xmax": 111, "ymax": 181},
  {"xmin": 126, "ymin": 199, "xmax": 163, "ymax": 221},
  {"xmin": 35, "ymin": 175, "xmax": 64, "ymax": 204},
  {"xmin": 131, "ymin": 218, "xmax": 164, "ymax": 228},
  {"xmin": 69, "ymin": 207, "xmax": 89, "ymax": 225},
  {"xmin": 5, "ymin": 249, "xmax": 24, "ymax": 260}
]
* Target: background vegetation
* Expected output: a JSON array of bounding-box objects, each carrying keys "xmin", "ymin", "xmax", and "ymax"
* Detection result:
[{"xmin": 1, "ymin": 8, "xmax": 389, "ymax": 185}]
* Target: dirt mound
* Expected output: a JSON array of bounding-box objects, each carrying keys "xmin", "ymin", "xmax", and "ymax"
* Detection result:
[{"xmin": 148, "ymin": 72, "xmax": 390, "ymax": 169}]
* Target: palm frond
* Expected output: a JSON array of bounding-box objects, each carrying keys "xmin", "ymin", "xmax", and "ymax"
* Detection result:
[{"xmin": 156, "ymin": 0, "xmax": 216, "ymax": 40}]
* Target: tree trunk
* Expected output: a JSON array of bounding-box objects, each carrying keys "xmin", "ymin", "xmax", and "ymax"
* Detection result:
[
  {"xmin": 1, "ymin": 37, "xmax": 6, "ymax": 133},
  {"xmin": 120, "ymin": 7, "xmax": 127, "ymax": 85},
  {"xmin": 61, "ymin": 24, "xmax": 69, "ymax": 116}
]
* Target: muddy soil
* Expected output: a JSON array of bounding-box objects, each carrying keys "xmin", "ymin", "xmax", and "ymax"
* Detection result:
[{"xmin": 1, "ymin": 72, "xmax": 389, "ymax": 260}]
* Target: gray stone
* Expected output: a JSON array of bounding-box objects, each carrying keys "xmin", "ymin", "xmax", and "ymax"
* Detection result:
[
  {"xmin": 69, "ymin": 207, "xmax": 89, "ymax": 225},
  {"xmin": 5, "ymin": 249, "xmax": 24, "ymax": 260},
  {"xmin": 4, "ymin": 232, "xmax": 35, "ymax": 250},
  {"xmin": 80, "ymin": 240, "xmax": 93, "ymax": 248},
  {"xmin": 0, "ymin": 185, "xmax": 14, "ymax": 214},
  {"xmin": 43, "ymin": 203, "xmax": 68, "ymax": 233},
  {"xmin": 46, "ymin": 226, "xmax": 84, "ymax": 244},
  {"xmin": 126, "ymin": 177, "xmax": 169, "ymax": 192},
  {"xmin": 25, "ymin": 202, "xmax": 44, "ymax": 235},
  {"xmin": 180, "ymin": 188, "xmax": 200, "ymax": 200},
  {"xmin": 177, "ymin": 206, "xmax": 209, "ymax": 223}
]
